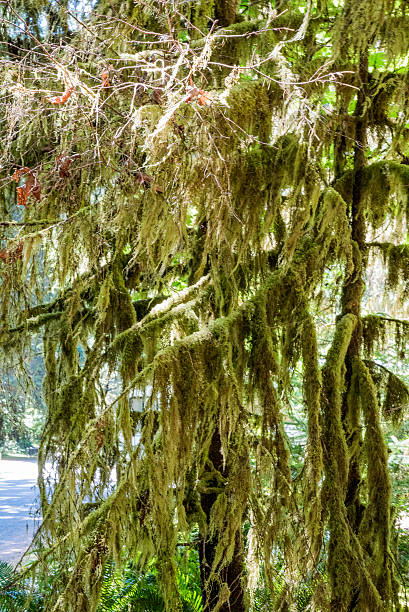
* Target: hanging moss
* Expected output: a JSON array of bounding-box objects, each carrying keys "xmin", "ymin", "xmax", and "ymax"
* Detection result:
[
  {"xmin": 301, "ymin": 313, "xmax": 323, "ymax": 565},
  {"xmin": 386, "ymin": 243, "xmax": 409, "ymax": 295},
  {"xmin": 356, "ymin": 358, "xmax": 394, "ymax": 607},
  {"xmin": 362, "ymin": 314, "xmax": 386, "ymax": 356},
  {"xmin": 364, "ymin": 359, "xmax": 409, "ymax": 424},
  {"xmin": 3, "ymin": 1, "xmax": 409, "ymax": 610},
  {"xmin": 363, "ymin": 312, "xmax": 409, "ymax": 361}
]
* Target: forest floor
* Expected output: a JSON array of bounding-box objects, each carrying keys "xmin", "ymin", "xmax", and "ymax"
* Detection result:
[{"xmin": 0, "ymin": 458, "xmax": 39, "ymax": 564}]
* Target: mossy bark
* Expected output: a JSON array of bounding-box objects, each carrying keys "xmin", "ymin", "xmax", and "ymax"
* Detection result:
[
  {"xmin": 198, "ymin": 429, "xmax": 246, "ymax": 611},
  {"xmin": 330, "ymin": 51, "xmax": 395, "ymax": 610},
  {"xmin": 340, "ymin": 52, "xmax": 368, "ymax": 538}
]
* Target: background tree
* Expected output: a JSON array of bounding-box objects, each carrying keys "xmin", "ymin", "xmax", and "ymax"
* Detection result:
[{"xmin": 1, "ymin": 0, "xmax": 409, "ymax": 610}]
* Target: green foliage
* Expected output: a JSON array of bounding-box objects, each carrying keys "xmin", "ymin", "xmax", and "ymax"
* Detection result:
[
  {"xmin": 98, "ymin": 563, "xmax": 166, "ymax": 612},
  {"xmin": 97, "ymin": 551, "xmax": 203, "ymax": 612},
  {"xmin": 0, "ymin": 554, "xmax": 203, "ymax": 612},
  {"xmin": 0, "ymin": 562, "xmax": 42, "ymax": 612}
]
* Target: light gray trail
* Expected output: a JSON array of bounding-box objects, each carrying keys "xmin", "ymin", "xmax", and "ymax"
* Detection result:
[{"xmin": 0, "ymin": 458, "xmax": 39, "ymax": 565}]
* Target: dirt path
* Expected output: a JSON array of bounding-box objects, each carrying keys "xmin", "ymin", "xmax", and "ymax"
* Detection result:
[{"xmin": 0, "ymin": 458, "xmax": 39, "ymax": 565}]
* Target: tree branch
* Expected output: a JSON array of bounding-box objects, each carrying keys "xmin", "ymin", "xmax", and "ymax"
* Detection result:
[
  {"xmin": 363, "ymin": 313, "xmax": 409, "ymax": 326},
  {"xmin": 0, "ymin": 220, "xmax": 58, "ymax": 227}
]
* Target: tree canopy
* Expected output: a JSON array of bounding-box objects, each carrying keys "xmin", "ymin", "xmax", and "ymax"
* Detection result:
[{"xmin": 1, "ymin": 0, "xmax": 409, "ymax": 610}]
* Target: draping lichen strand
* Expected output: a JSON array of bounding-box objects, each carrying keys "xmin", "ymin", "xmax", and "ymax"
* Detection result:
[
  {"xmin": 355, "ymin": 358, "xmax": 394, "ymax": 605},
  {"xmin": 1, "ymin": 0, "xmax": 409, "ymax": 610},
  {"xmin": 301, "ymin": 313, "xmax": 323, "ymax": 565}
]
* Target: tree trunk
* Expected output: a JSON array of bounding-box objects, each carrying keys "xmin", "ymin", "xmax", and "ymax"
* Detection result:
[
  {"xmin": 198, "ymin": 430, "xmax": 245, "ymax": 611},
  {"xmin": 340, "ymin": 51, "xmax": 368, "ymax": 535}
]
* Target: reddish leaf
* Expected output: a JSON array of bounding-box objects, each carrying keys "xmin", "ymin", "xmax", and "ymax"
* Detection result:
[
  {"xmin": 198, "ymin": 90, "xmax": 212, "ymax": 106},
  {"xmin": 56, "ymin": 154, "xmax": 73, "ymax": 178},
  {"xmin": 0, "ymin": 242, "xmax": 24, "ymax": 264},
  {"xmin": 11, "ymin": 167, "xmax": 31, "ymax": 181},
  {"xmin": 185, "ymin": 83, "xmax": 212, "ymax": 106},
  {"xmin": 185, "ymin": 86, "xmax": 201, "ymax": 104},
  {"xmin": 48, "ymin": 85, "xmax": 75, "ymax": 105},
  {"xmin": 12, "ymin": 168, "xmax": 41, "ymax": 206},
  {"xmin": 101, "ymin": 70, "xmax": 110, "ymax": 88}
]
